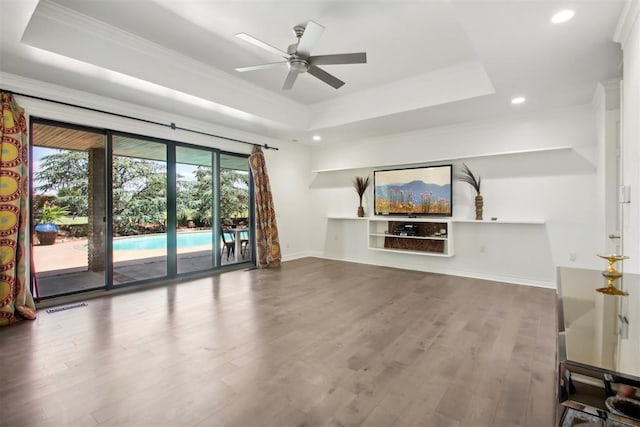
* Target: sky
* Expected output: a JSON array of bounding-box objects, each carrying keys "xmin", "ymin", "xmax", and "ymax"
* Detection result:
[{"xmin": 374, "ymin": 165, "xmax": 451, "ymax": 187}]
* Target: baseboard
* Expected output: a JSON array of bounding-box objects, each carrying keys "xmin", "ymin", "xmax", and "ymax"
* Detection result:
[
  {"xmin": 434, "ymin": 268, "xmax": 556, "ymax": 289},
  {"xmin": 281, "ymin": 251, "xmax": 314, "ymax": 262},
  {"xmin": 311, "ymin": 254, "xmax": 556, "ymax": 289}
]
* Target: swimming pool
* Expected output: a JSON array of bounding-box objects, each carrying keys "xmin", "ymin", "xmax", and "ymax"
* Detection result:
[{"xmin": 113, "ymin": 231, "xmax": 213, "ymax": 251}]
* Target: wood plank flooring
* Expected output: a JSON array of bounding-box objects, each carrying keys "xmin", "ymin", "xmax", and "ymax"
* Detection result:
[{"xmin": 0, "ymin": 258, "xmax": 558, "ymax": 426}]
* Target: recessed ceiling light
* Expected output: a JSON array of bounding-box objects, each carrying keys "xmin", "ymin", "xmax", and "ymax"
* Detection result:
[
  {"xmin": 551, "ymin": 9, "xmax": 575, "ymax": 24},
  {"xmin": 312, "ymin": 135, "xmax": 322, "ymax": 141},
  {"xmin": 511, "ymin": 96, "xmax": 526, "ymax": 105}
]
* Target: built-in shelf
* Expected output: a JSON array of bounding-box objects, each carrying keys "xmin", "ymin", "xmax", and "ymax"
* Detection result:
[
  {"xmin": 327, "ymin": 216, "xmax": 546, "ymax": 259},
  {"xmin": 368, "ymin": 247, "xmax": 453, "ymax": 257},
  {"xmin": 312, "ymin": 146, "xmax": 571, "ymax": 173},
  {"xmin": 369, "ymin": 233, "xmax": 448, "ymax": 241},
  {"xmin": 368, "ymin": 218, "xmax": 454, "ymax": 257}
]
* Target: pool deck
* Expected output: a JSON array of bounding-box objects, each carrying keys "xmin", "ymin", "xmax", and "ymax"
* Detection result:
[
  {"xmin": 32, "ymin": 237, "xmax": 251, "ymax": 298},
  {"xmin": 33, "ymin": 238, "xmax": 213, "ymax": 272}
]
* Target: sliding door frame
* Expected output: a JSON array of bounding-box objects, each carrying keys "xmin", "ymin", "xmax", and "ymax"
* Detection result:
[
  {"xmin": 29, "ymin": 117, "xmax": 109, "ymax": 297},
  {"xmin": 29, "ymin": 119, "xmax": 254, "ymax": 299}
]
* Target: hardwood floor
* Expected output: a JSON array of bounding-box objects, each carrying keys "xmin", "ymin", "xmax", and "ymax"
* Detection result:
[{"xmin": 0, "ymin": 258, "xmax": 557, "ymax": 426}]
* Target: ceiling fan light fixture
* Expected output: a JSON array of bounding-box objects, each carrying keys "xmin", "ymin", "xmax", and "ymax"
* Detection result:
[{"xmin": 288, "ymin": 58, "xmax": 309, "ymax": 73}]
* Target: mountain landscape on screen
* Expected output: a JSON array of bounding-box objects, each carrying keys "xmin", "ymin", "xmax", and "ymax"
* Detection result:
[{"xmin": 375, "ymin": 180, "xmax": 451, "ymax": 215}]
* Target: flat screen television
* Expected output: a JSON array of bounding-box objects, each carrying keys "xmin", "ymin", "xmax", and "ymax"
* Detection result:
[{"xmin": 374, "ymin": 164, "xmax": 452, "ymax": 216}]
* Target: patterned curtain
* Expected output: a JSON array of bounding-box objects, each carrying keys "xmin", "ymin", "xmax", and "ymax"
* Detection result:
[
  {"xmin": 248, "ymin": 146, "xmax": 281, "ymax": 268},
  {"xmin": 0, "ymin": 93, "xmax": 36, "ymax": 325}
]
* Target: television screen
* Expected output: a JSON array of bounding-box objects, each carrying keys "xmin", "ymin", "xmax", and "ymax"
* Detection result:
[{"xmin": 374, "ymin": 165, "xmax": 452, "ymax": 216}]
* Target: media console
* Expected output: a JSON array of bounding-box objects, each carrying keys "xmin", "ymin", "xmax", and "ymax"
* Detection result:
[{"xmin": 367, "ymin": 217, "xmax": 454, "ymax": 257}]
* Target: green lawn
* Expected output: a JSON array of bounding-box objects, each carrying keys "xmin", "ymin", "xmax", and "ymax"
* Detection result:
[{"xmin": 56, "ymin": 216, "xmax": 88, "ymax": 225}]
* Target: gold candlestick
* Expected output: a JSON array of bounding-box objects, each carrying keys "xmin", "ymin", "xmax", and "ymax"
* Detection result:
[{"xmin": 596, "ymin": 254, "xmax": 629, "ymax": 296}]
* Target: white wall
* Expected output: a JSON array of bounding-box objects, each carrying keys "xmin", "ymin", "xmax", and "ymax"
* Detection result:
[
  {"xmin": 593, "ymin": 80, "xmax": 621, "ymax": 255},
  {"xmin": 263, "ymin": 143, "xmax": 311, "ymax": 261},
  {"xmin": 615, "ymin": 0, "xmax": 640, "ymax": 378},
  {"xmin": 619, "ymin": 3, "xmax": 640, "ymax": 273},
  {"xmin": 309, "ymin": 105, "xmax": 601, "ymax": 287}
]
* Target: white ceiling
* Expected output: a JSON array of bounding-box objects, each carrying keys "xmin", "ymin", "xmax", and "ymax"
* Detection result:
[{"xmin": 0, "ymin": 0, "xmax": 626, "ymax": 145}]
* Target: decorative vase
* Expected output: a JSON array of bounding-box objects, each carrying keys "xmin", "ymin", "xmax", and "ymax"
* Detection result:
[
  {"xmin": 35, "ymin": 223, "xmax": 58, "ymax": 245},
  {"xmin": 357, "ymin": 206, "xmax": 365, "ymax": 217},
  {"xmin": 474, "ymin": 194, "xmax": 483, "ymax": 220}
]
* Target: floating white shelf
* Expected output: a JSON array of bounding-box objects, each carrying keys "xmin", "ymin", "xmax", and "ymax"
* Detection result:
[
  {"xmin": 311, "ymin": 146, "xmax": 571, "ymax": 173},
  {"xmin": 368, "ymin": 216, "xmax": 451, "ymax": 223},
  {"xmin": 451, "ymin": 218, "xmax": 546, "ymax": 224},
  {"xmin": 328, "ymin": 216, "xmax": 545, "ymax": 225},
  {"xmin": 326, "ymin": 216, "xmax": 368, "ymax": 220}
]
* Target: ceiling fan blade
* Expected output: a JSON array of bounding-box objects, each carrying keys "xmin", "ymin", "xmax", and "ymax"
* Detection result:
[
  {"xmin": 307, "ymin": 65, "xmax": 345, "ymax": 89},
  {"xmin": 235, "ymin": 62, "xmax": 287, "ymax": 72},
  {"xmin": 282, "ymin": 68, "xmax": 299, "ymax": 90},
  {"xmin": 296, "ymin": 20, "xmax": 325, "ymax": 57},
  {"xmin": 235, "ymin": 33, "xmax": 289, "ymax": 58},
  {"xmin": 310, "ymin": 52, "xmax": 367, "ymax": 66}
]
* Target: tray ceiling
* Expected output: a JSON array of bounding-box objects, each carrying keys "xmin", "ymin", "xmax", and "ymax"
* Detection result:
[{"xmin": 1, "ymin": 0, "xmax": 626, "ymax": 144}]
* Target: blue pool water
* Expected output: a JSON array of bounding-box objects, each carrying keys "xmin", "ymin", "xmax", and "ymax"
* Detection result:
[{"xmin": 113, "ymin": 231, "xmax": 213, "ymax": 251}]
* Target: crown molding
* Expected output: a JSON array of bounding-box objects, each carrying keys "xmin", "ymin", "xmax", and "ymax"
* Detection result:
[{"xmin": 614, "ymin": 0, "xmax": 640, "ymax": 48}]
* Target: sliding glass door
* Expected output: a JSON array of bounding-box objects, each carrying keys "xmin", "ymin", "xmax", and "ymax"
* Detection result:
[
  {"xmin": 176, "ymin": 145, "xmax": 215, "ymax": 274},
  {"xmin": 220, "ymin": 153, "xmax": 252, "ymax": 265},
  {"xmin": 30, "ymin": 120, "xmax": 253, "ymax": 299},
  {"xmin": 31, "ymin": 121, "xmax": 107, "ymax": 298},
  {"xmin": 111, "ymin": 135, "xmax": 168, "ymax": 285}
]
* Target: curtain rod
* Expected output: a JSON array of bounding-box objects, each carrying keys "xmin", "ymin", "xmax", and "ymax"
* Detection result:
[{"xmin": 2, "ymin": 89, "xmax": 279, "ymax": 151}]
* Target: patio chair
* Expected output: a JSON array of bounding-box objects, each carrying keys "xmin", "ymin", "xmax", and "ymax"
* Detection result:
[
  {"xmin": 240, "ymin": 230, "xmax": 249, "ymax": 258},
  {"xmin": 221, "ymin": 228, "xmax": 235, "ymax": 260}
]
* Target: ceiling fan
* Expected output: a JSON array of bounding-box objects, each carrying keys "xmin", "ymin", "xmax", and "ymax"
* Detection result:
[{"xmin": 234, "ymin": 20, "xmax": 367, "ymax": 90}]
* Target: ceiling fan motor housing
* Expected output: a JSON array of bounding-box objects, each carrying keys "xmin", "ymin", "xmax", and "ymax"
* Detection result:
[
  {"xmin": 288, "ymin": 23, "xmax": 309, "ymax": 73},
  {"xmin": 288, "ymin": 57, "xmax": 309, "ymax": 73}
]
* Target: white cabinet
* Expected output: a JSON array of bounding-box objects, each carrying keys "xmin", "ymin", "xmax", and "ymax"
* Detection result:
[{"xmin": 367, "ymin": 217, "xmax": 454, "ymax": 257}]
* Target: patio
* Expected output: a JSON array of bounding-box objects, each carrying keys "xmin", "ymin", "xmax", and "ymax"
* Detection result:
[{"xmin": 33, "ymin": 237, "xmax": 252, "ymax": 298}]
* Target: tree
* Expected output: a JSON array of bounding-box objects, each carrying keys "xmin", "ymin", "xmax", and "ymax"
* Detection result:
[
  {"xmin": 112, "ymin": 156, "xmax": 167, "ymax": 234},
  {"xmin": 191, "ymin": 166, "xmax": 213, "ymax": 226},
  {"xmin": 176, "ymin": 175, "xmax": 198, "ymax": 226},
  {"xmin": 36, "ymin": 150, "xmax": 168, "ymax": 235},
  {"xmin": 183, "ymin": 166, "xmax": 250, "ymax": 225},
  {"xmin": 220, "ymin": 169, "xmax": 249, "ymax": 221},
  {"xmin": 35, "ymin": 150, "xmax": 89, "ymax": 216},
  {"xmin": 35, "ymin": 149, "xmax": 250, "ymax": 234}
]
